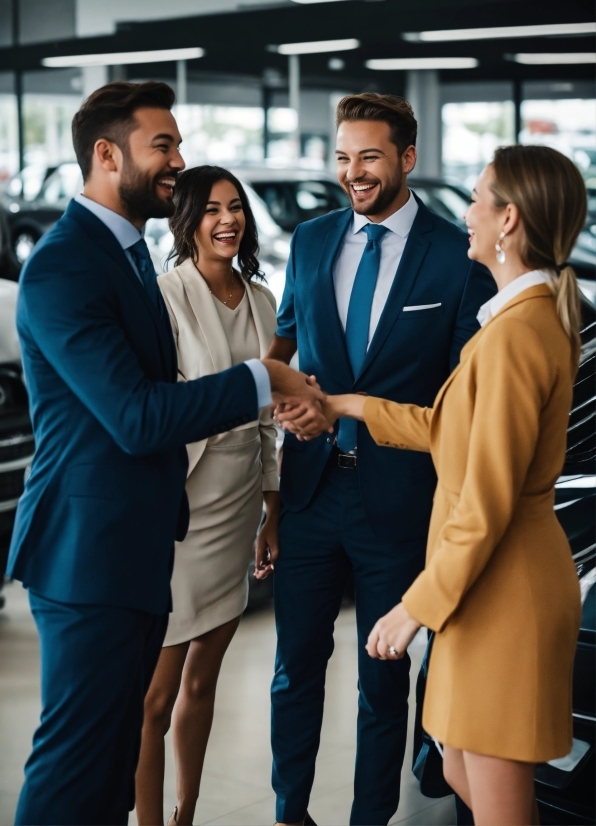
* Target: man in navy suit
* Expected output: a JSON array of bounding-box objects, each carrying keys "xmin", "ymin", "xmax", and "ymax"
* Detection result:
[
  {"xmin": 266, "ymin": 94, "xmax": 495, "ymax": 826},
  {"xmin": 7, "ymin": 81, "xmax": 317, "ymax": 826}
]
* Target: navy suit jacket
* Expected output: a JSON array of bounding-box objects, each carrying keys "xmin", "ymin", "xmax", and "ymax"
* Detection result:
[
  {"xmin": 7, "ymin": 200, "xmax": 258, "ymax": 614},
  {"xmin": 276, "ymin": 196, "xmax": 496, "ymax": 541}
]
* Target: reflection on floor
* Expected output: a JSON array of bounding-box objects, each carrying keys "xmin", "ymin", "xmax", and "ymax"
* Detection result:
[{"xmin": 0, "ymin": 581, "xmax": 456, "ymax": 825}]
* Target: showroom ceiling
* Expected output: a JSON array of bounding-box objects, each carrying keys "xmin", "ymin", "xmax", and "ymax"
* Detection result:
[{"xmin": 0, "ymin": 0, "xmax": 593, "ymax": 89}]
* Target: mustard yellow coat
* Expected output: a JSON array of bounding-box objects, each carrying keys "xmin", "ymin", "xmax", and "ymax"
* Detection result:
[{"xmin": 364, "ymin": 284, "xmax": 581, "ymax": 762}]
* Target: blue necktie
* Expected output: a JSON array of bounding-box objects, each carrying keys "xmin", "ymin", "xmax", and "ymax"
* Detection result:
[
  {"xmin": 128, "ymin": 238, "xmax": 162, "ymax": 314},
  {"xmin": 337, "ymin": 223, "xmax": 388, "ymax": 454}
]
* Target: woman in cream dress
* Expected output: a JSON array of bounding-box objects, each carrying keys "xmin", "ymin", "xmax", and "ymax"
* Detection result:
[
  {"xmin": 135, "ymin": 167, "xmax": 279, "ymax": 826},
  {"xmin": 279, "ymin": 146, "xmax": 586, "ymax": 825}
]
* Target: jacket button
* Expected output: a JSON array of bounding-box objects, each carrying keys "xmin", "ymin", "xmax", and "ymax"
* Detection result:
[{"xmin": 326, "ymin": 437, "xmax": 331, "ymax": 443}]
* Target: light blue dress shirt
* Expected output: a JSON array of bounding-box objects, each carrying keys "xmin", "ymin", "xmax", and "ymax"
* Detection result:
[{"xmin": 74, "ymin": 194, "xmax": 272, "ymax": 408}]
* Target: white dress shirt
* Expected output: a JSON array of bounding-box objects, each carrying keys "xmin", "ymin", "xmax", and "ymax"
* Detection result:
[
  {"xmin": 74, "ymin": 193, "xmax": 272, "ymax": 408},
  {"xmin": 333, "ymin": 191, "xmax": 419, "ymax": 345},
  {"xmin": 476, "ymin": 270, "xmax": 553, "ymax": 328}
]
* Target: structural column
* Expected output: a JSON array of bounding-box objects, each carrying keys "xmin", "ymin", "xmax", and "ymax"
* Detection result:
[
  {"xmin": 405, "ymin": 70, "xmax": 441, "ymax": 178},
  {"xmin": 288, "ymin": 54, "xmax": 300, "ymax": 158}
]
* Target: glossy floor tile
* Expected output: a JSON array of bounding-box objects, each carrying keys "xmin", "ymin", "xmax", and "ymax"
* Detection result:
[{"xmin": 0, "ymin": 581, "xmax": 456, "ymax": 825}]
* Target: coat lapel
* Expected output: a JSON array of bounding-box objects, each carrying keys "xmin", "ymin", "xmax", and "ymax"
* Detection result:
[
  {"xmin": 245, "ymin": 284, "xmax": 271, "ymax": 358},
  {"xmin": 308, "ymin": 209, "xmax": 355, "ymax": 387},
  {"xmin": 68, "ymin": 200, "xmax": 177, "ymax": 380},
  {"xmin": 356, "ymin": 198, "xmax": 433, "ymax": 383},
  {"xmin": 176, "ymin": 258, "xmax": 232, "ymax": 373}
]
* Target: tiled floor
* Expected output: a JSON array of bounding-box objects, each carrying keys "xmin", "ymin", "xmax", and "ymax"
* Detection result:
[{"xmin": 0, "ymin": 581, "xmax": 456, "ymax": 825}]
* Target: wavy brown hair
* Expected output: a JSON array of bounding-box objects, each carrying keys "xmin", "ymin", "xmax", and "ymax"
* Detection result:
[
  {"xmin": 335, "ymin": 93, "xmax": 417, "ymax": 154},
  {"xmin": 490, "ymin": 144, "xmax": 586, "ymax": 345},
  {"xmin": 168, "ymin": 165, "xmax": 263, "ymax": 282}
]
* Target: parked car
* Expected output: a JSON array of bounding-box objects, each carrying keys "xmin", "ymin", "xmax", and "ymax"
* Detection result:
[
  {"xmin": 0, "ymin": 278, "xmax": 34, "ymax": 609},
  {"xmin": 233, "ymin": 167, "xmax": 350, "ymax": 232},
  {"xmin": 0, "ymin": 204, "xmax": 20, "ymax": 282}
]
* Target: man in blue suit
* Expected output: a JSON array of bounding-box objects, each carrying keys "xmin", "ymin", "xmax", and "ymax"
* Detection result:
[
  {"xmin": 266, "ymin": 94, "xmax": 495, "ymax": 826},
  {"xmin": 7, "ymin": 81, "xmax": 316, "ymax": 826}
]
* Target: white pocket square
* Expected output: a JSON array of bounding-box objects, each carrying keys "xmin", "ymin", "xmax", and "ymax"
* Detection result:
[{"xmin": 402, "ymin": 303, "xmax": 442, "ymax": 312}]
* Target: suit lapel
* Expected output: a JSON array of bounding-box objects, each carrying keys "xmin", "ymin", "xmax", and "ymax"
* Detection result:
[
  {"xmin": 68, "ymin": 201, "xmax": 177, "ymax": 380},
  {"xmin": 245, "ymin": 284, "xmax": 270, "ymax": 358},
  {"xmin": 309, "ymin": 209, "xmax": 355, "ymax": 387},
  {"xmin": 356, "ymin": 199, "xmax": 433, "ymax": 383},
  {"xmin": 176, "ymin": 258, "xmax": 232, "ymax": 373}
]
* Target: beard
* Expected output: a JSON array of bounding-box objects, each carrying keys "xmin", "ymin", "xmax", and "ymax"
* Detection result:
[
  {"xmin": 346, "ymin": 168, "xmax": 403, "ymax": 217},
  {"xmin": 118, "ymin": 153, "xmax": 177, "ymax": 224}
]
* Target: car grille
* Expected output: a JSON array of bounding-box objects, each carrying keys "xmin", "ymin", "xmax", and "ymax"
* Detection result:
[{"xmin": 0, "ymin": 433, "xmax": 34, "ymax": 463}]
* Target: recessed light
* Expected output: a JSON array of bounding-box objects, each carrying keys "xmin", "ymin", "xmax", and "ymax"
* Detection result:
[
  {"xmin": 42, "ymin": 47, "xmax": 205, "ymax": 68},
  {"xmin": 511, "ymin": 52, "xmax": 596, "ymax": 64},
  {"xmin": 403, "ymin": 22, "xmax": 595, "ymax": 42},
  {"xmin": 366, "ymin": 57, "xmax": 478, "ymax": 70},
  {"xmin": 275, "ymin": 38, "xmax": 360, "ymax": 55}
]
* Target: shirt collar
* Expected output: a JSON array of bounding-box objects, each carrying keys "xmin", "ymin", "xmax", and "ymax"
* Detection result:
[
  {"xmin": 477, "ymin": 270, "xmax": 553, "ymax": 328},
  {"xmin": 74, "ymin": 193, "xmax": 142, "ymax": 251},
  {"xmin": 352, "ymin": 189, "xmax": 418, "ymax": 238}
]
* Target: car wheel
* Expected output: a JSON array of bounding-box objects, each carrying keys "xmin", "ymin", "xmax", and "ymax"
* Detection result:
[{"xmin": 13, "ymin": 230, "xmax": 40, "ymax": 264}]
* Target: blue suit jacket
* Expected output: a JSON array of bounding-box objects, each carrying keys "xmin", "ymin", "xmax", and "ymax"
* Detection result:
[
  {"xmin": 7, "ymin": 200, "xmax": 258, "ymax": 614},
  {"xmin": 276, "ymin": 197, "xmax": 496, "ymax": 541}
]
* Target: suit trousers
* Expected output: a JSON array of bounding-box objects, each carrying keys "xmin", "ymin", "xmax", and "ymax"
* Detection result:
[
  {"xmin": 15, "ymin": 591, "xmax": 168, "ymax": 825},
  {"xmin": 271, "ymin": 457, "xmax": 426, "ymax": 825}
]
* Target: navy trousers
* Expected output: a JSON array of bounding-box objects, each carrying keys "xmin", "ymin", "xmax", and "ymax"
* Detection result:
[
  {"xmin": 15, "ymin": 591, "xmax": 167, "ymax": 825},
  {"xmin": 272, "ymin": 458, "xmax": 426, "ymax": 825}
]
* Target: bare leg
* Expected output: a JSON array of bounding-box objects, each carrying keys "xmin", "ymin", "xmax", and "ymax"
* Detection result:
[
  {"xmin": 136, "ymin": 643, "xmax": 190, "ymax": 826},
  {"xmin": 172, "ymin": 616, "xmax": 241, "ymax": 825},
  {"xmin": 443, "ymin": 746, "xmax": 472, "ymax": 809},
  {"xmin": 463, "ymin": 750, "xmax": 536, "ymax": 826}
]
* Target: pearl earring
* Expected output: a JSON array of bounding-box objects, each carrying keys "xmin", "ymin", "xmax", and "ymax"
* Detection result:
[{"xmin": 495, "ymin": 232, "xmax": 506, "ymax": 264}]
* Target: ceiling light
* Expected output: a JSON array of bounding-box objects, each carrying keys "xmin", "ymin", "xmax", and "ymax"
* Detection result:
[
  {"xmin": 403, "ymin": 22, "xmax": 595, "ymax": 42},
  {"xmin": 511, "ymin": 52, "xmax": 596, "ymax": 64},
  {"xmin": 276, "ymin": 38, "xmax": 360, "ymax": 55},
  {"xmin": 291, "ymin": 0, "xmax": 350, "ymax": 4},
  {"xmin": 366, "ymin": 57, "xmax": 478, "ymax": 70},
  {"xmin": 42, "ymin": 47, "xmax": 205, "ymax": 68}
]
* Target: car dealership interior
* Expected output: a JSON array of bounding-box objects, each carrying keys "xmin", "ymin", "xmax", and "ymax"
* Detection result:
[{"xmin": 0, "ymin": 1, "xmax": 594, "ymax": 824}]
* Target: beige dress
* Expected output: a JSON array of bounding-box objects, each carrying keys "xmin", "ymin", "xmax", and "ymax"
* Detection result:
[{"xmin": 157, "ymin": 260, "xmax": 278, "ymax": 646}]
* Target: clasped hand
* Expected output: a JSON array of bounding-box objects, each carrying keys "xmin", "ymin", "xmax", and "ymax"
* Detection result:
[{"xmin": 262, "ymin": 359, "xmax": 335, "ymax": 440}]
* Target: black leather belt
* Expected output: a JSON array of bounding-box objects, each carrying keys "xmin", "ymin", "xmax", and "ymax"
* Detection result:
[{"xmin": 337, "ymin": 451, "xmax": 357, "ymax": 469}]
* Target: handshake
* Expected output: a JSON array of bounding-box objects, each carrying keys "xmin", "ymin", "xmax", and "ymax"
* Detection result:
[{"xmin": 263, "ymin": 359, "xmax": 366, "ymax": 440}]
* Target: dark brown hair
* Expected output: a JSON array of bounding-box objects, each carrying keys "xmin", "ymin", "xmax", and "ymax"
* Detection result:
[
  {"xmin": 335, "ymin": 93, "xmax": 417, "ymax": 153},
  {"xmin": 72, "ymin": 81, "xmax": 176, "ymax": 181},
  {"xmin": 168, "ymin": 166, "xmax": 263, "ymax": 282},
  {"xmin": 490, "ymin": 144, "xmax": 587, "ymax": 344}
]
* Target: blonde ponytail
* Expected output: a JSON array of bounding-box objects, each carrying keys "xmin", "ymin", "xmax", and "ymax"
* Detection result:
[{"xmin": 550, "ymin": 265, "xmax": 582, "ymax": 347}]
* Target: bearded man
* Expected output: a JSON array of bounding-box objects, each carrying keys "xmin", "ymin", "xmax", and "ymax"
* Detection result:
[
  {"xmin": 8, "ymin": 81, "xmax": 318, "ymax": 826},
  {"xmin": 266, "ymin": 93, "xmax": 495, "ymax": 826}
]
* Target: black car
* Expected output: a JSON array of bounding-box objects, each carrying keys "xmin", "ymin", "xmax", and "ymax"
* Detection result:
[{"xmin": 0, "ymin": 278, "xmax": 34, "ymax": 608}]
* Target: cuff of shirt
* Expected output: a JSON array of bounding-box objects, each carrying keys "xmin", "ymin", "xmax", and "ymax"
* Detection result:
[{"xmin": 244, "ymin": 359, "xmax": 272, "ymax": 409}]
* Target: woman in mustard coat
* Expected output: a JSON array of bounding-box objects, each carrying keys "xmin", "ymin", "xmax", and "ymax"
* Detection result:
[{"xmin": 277, "ymin": 145, "xmax": 587, "ymax": 825}]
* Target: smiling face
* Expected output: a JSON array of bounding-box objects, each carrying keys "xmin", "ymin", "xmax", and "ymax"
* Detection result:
[
  {"xmin": 335, "ymin": 120, "xmax": 416, "ymax": 221},
  {"xmin": 464, "ymin": 164, "xmax": 507, "ymax": 268},
  {"xmin": 117, "ymin": 106, "xmax": 184, "ymax": 223},
  {"xmin": 194, "ymin": 179, "xmax": 246, "ymax": 266}
]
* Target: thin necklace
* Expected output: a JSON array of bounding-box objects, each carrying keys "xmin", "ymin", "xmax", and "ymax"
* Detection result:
[{"xmin": 212, "ymin": 270, "xmax": 236, "ymax": 305}]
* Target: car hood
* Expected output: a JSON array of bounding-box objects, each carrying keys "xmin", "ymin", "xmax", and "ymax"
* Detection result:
[{"xmin": 0, "ymin": 278, "xmax": 21, "ymax": 363}]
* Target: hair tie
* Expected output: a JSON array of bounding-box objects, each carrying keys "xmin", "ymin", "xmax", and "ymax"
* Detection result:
[{"xmin": 556, "ymin": 262, "xmax": 571, "ymax": 273}]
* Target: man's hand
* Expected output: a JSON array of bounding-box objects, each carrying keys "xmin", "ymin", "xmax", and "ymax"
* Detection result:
[
  {"xmin": 366, "ymin": 602, "xmax": 421, "ymax": 660},
  {"xmin": 275, "ymin": 398, "xmax": 335, "ymax": 441},
  {"xmin": 263, "ymin": 359, "xmax": 325, "ymax": 407}
]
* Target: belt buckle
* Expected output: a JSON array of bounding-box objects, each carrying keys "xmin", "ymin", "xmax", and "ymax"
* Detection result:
[{"xmin": 338, "ymin": 452, "xmax": 357, "ymax": 469}]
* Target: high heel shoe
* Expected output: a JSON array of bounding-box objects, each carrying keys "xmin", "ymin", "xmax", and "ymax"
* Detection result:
[{"xmin": 167, "ymin": 806, "xmax": 179, "ymax": 826}]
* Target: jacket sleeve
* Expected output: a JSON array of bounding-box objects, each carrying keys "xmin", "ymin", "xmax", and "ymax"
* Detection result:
[
  {"xmin": 402, "ymin": 319, "xmax": 551, "ymax": 631},
  {"xmin": 275, "ymin": 224, "xmax": 299, "ymax": 340},
  {"xmin": 449, "ymin": 260, "xmax": 496, "ymax": 371},
  {"xmin": 19, "ymin": 256, "xmax": 258, "ymax": 458},
  {"xmin": 363, "ymin": 396, "xmax": 432, "ymax": 453}
]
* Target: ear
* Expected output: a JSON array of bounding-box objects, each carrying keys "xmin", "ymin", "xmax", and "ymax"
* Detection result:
[
  {"xmin": 502, "ymin": 203, "xmax": 520, "ymax": 237},
  {"xmin": 92, "ymin": 138, "xmax": 123, "ymax": 174},
  {"xmin": 401, "ymin": 145, "xmax": 417, "ymax": 175}
]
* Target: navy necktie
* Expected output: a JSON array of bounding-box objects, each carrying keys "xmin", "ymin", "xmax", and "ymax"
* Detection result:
[
  {"xmin": 337, "ymin": 223, "xmax": 389, "ymax": 454},
  {"xmin": 128, "ymin": 238, "xmax": 161, "ymax": 314}
]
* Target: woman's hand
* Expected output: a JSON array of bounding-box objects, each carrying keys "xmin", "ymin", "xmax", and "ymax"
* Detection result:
[
  {"xmin": 275, "ymin": 393, "xmax": 368, "ymax": 441},
  {"xmin": 366, "ymin": 602, "xmax": 421, "ymax": 660},
  {"xmin": 254, "ymin": 491, "xmax": 280, "ymax": 580}
]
